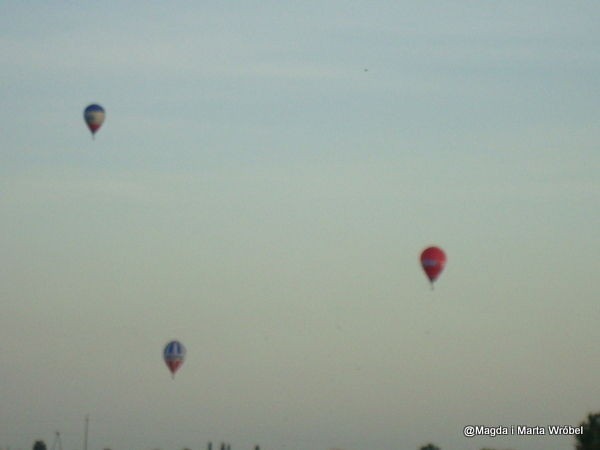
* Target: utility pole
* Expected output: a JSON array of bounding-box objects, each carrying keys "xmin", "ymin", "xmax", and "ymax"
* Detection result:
[
  {"xmin": 83, "ymin": 415, "xmax": 89, "ymax": 450},
  {"xmin": 50, "ymin": 431, "xmax": 63, "ymax": 450}
]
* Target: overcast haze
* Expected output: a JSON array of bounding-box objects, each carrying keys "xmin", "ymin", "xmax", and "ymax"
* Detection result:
[{"xmin": 1, "ymin": 2, "xmax": 599, "ymax": 450}]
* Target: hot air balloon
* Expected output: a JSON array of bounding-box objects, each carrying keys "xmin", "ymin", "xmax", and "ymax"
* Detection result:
[
  {"xmin": 420, "ymin": 246, "xmax": 446, "ymax": 289},
  {"xmin": 163, "ymin": 340, "xmax": 186, "ymax": 378},
  {"xmin": 83, "ymin": 104, "xmax": 105, "ymax": 139}
]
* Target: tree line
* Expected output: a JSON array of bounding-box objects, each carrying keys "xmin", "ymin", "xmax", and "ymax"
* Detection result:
[
  {"xmin": 419, "ymin": 412, "xmax": 600, "ymax": 450},
  {"xmin": 30, "ymin": 412, "xmax": 600, "ymax": 450}
]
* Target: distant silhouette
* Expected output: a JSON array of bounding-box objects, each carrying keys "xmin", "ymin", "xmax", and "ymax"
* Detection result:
[
  {"xmin": 419, "ymin": 444, "xmax": 440, "ymax": 450},
  {"xmin": 576, "ymin": 412, "xmax": 600, "ymax": 450}
]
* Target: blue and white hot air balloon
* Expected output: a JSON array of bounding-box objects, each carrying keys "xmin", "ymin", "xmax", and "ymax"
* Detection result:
[
  {"xmin": 163, "ymin": 340, "xmax": 186, "ymax": 378},
  {"xmin": 83, "ymin": 104, "xmax": 105, "ymax": 139}
]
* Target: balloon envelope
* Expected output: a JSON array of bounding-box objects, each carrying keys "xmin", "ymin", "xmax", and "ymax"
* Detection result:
[
  {"xmin": 163, "ymin": 340, "xmax": 186, "ymax": 377},
  {"xmin": 420, "ymin": 246, "xmax": 446, "ymax": 285},
  {"xmin": 83, "ymin": 104, "xmax": 105, "ymax": 136}
]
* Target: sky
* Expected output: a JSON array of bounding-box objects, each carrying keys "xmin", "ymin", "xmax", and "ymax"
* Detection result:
[{"xmin": 1, "ymin": 2, "xmax": 599, "ymax": 450}]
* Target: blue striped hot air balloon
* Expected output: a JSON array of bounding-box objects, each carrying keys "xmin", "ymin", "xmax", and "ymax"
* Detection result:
[
  {"xmin": 163, "ymin": 340, "xmax": 186, "ymax": 378},
  {"xmin": 83, "ymin": 104, "xmax": 105, "ymax": 139}
]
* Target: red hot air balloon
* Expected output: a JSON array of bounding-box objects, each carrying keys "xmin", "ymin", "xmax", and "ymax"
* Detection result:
[{"xmin": 420, "ymin": 246, "xmax": 446, "ymax": 289}]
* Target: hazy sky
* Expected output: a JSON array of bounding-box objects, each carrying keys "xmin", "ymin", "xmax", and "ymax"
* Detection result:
[{"xmin": 1, "ymin": 2, "xmax": 599, "ymax": 450}]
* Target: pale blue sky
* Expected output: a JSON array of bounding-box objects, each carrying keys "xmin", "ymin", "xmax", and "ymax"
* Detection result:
[{"xmin": 1, "ymin": 2, "xmax": 599, "ymax": 450}]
